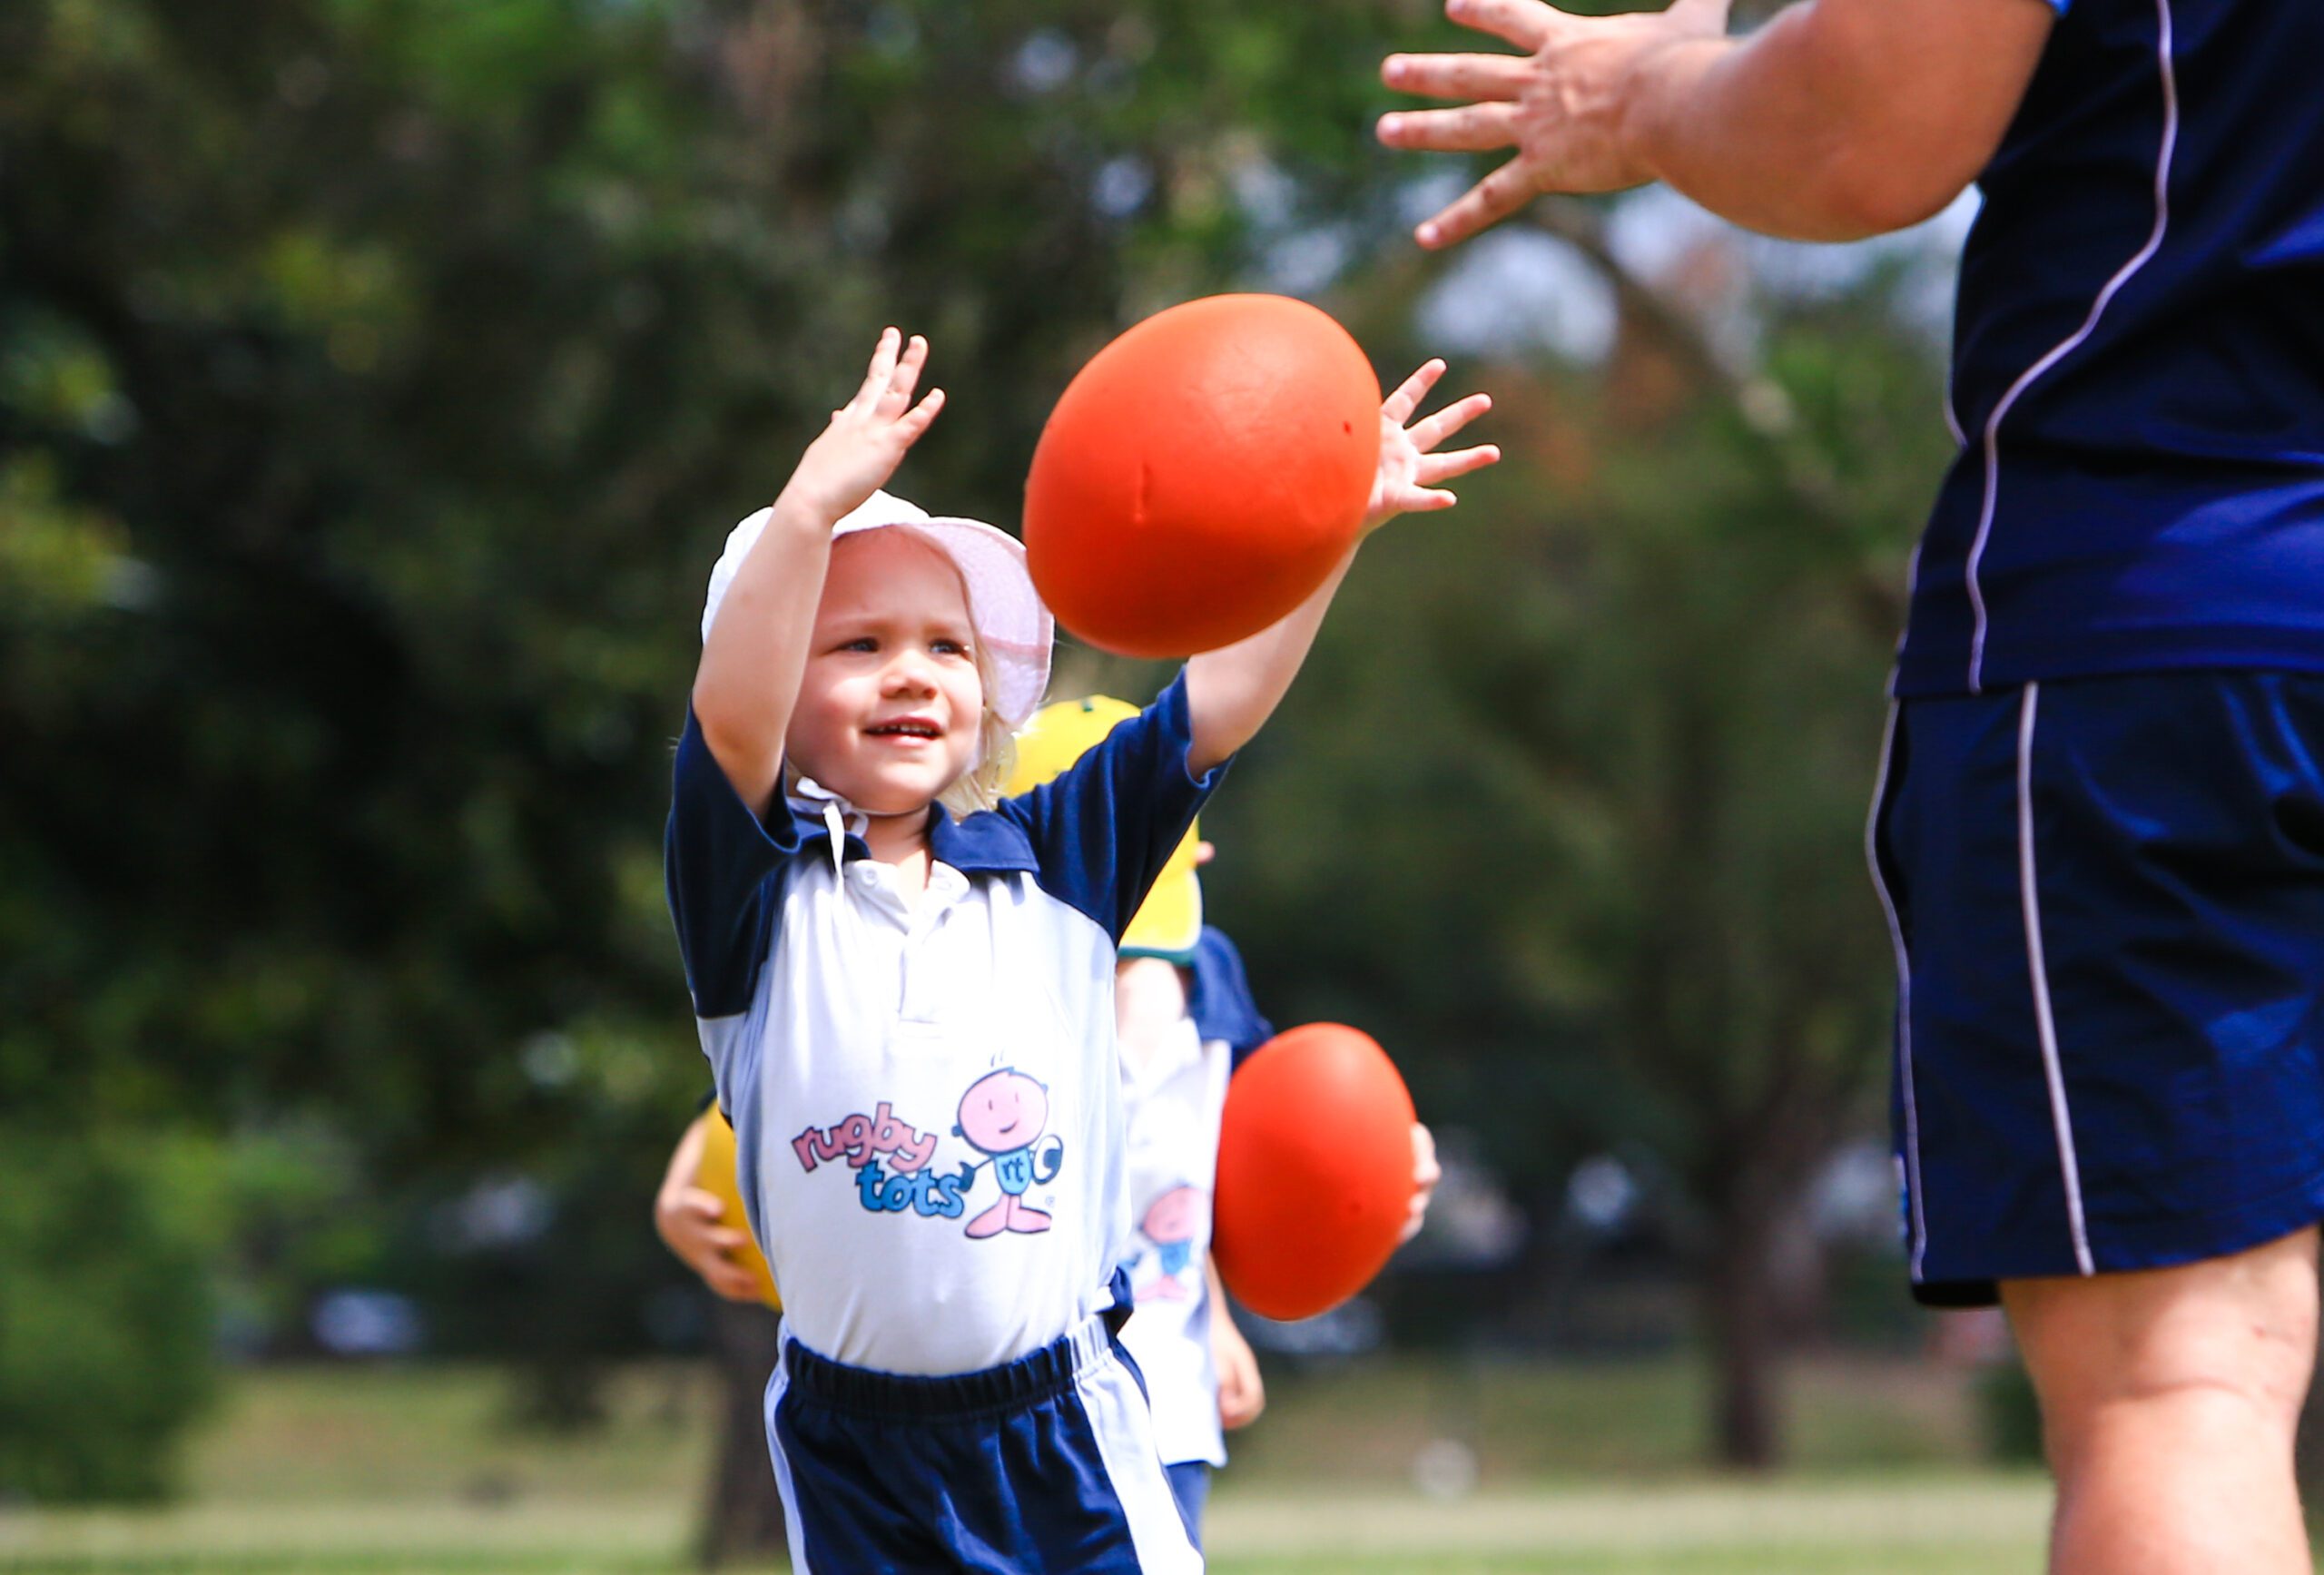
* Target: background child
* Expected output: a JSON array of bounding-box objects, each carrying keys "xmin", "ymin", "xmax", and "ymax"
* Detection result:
[
  {"xmin": 665, "ymin": 327, "xmax": 1492, "ymax": 1572},
  {"xmin": 1010, "ymin": 699, "xmax": 1443, "ymax": 1549},
  {"xmin": 654, "ymin": 1105, "xmax": 791, "ymax": 1566}
]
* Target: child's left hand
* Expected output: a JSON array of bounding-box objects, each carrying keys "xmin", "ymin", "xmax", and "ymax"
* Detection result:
[
  {"xmin": 1362, "ymin": 360, "xmax": 1500, "ymax": 536},
  {"xmin": 1401, "ymin": 1121, "xmax": 1442, "ymax": 1245},
  {"xmin": 1213, "ymin": 1308, "xmax": 1267, "ymax": 1430}
]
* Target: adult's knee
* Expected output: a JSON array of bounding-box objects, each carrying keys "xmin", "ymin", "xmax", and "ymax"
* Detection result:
[{"xmin": 2004, "ymin": 1230, "xmax": 2319, "ymax": 1477}]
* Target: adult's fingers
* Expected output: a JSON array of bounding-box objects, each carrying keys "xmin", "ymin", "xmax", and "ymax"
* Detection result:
[
  {"xmin": 1415, "ymin": 157, "xmax": 1537, "ymax": 249},
  {"xmin": 1408, "ymin": 391, "xmax": 1493, "ymax": 451},
  {"xmin": 1666, "ymin": 0, "xmax": 1735, "ymax": 30},
  {"xmin": 1444, "ymin": 0, "xmax": 1559, "ymax": 52},
  {"xmin": 1377, "ymin": 101, "xmax": 1519, "ymax": 154},
  {"xmin": 1381, "ymin": 50, "xmax": 1531, "ymax": 102}
]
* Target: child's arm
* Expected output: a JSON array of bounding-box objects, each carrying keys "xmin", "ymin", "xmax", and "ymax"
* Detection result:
[
  {"xmin": 693, "ymin": 328, "xmax": 945, "ymax": 818},
  {"xmin": 654, "ymin": 1115, "xmax": 763, "ymax": 1303},
  {"xmin": 1208, "ymin": 1255, "xmax": 1267, "ymax": 1429},
  {"xmin": 1184, "ymin": 359, "xmax": 1497, "ymax": 774}
]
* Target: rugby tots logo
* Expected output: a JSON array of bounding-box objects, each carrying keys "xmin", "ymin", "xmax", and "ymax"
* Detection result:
[{"xmin": 790, "ymin": 1068, "xmax": 1066, "ymax": 1237}]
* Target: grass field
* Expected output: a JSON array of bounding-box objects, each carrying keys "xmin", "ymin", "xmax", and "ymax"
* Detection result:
[{"xmin": 0, "ymin": 1357, "xmax": 2056, "ymax": 1573}]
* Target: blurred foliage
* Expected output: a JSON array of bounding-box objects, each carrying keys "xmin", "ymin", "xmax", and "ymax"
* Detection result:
[
  {"xmin": 0, "ymin": 1129, "xmax": 220, "ymax": 1501},
  {"xmin": 3, "ymin": 0, "xmax": 1951, "ymax": 1477},
  {"xmin": 1978, "ymin": 1355, "xmax": 2045, "ymax": 1466},
  {"xmin": 0, "ymin": 0, "xmax": 1435, "ymax": 1155}
]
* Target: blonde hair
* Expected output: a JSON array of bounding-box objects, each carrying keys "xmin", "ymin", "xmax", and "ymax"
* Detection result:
[{"xmin": 937, "ymin": 637, "xmax": 1018, "ymax": 819}]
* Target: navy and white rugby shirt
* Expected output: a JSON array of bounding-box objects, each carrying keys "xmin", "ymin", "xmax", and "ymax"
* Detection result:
[
  {"xmin": 1896, "ymin": 0, "xmax": 2324, "ymax": 696},
  {"xmin": 665, "ymin": 674, "xmax": 1222, "ymax": 1376}
]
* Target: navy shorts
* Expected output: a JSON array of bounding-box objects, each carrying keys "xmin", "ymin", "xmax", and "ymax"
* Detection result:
[
  {"xmin": 766, "ymin": 1316, "xmax": 1200, "ymax": 1573},
  {"xmin": 1871, "ymin": 672, "xmax": 2324, "ymax": 1306},
  {"xmin": 1164, "ymin": 1461, "xmax": 1209, "ymax": 1549}
]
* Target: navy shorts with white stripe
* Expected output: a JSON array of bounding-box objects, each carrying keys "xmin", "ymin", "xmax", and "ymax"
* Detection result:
[{"xmin": 1870, "ymin": 671, "xmax": 2324, "ymax": 1307}]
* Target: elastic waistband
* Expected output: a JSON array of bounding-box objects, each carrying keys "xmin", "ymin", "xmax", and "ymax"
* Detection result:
[{"xmin": 780, "ymin": 1316, "xmax": 1119, "ymax": 1421}]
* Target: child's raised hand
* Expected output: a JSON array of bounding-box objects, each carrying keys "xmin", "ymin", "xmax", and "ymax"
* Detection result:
[
  {"xmin": 1361, "ymin": 359, "xmax": 1499, "ymax": 536},
  {"xmin": 780, "ymin": 328, "xmax": 947, "ymax": 525}
]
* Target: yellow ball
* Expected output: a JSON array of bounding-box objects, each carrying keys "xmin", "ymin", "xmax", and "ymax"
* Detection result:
[{"xmin": 694, "ymin": 1107, "xmax": 781, "ymax": 1311}]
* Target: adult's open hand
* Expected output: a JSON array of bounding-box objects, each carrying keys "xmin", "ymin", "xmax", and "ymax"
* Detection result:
[
  {"xmin": 1377, "ymin": 0, "xmax": 2054, "ymax": 247},
  {"xmin": 1378, "ymin": 0, "xmax": 1731, "ymax": 250}
]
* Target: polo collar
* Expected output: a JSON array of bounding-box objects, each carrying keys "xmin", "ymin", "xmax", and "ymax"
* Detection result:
[
  {"xmin": 929, "ymin": 806, "xmax": 1039, "ymax": 875},
  {"xmin": 780, "ymin": 800, "xmax": 1038, "ymax": 877}
]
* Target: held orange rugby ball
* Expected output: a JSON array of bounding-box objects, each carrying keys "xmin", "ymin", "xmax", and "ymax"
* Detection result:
[{"xmin": 1211, "ymin": 1022, "xmax": 1417, "ymax": 1322}]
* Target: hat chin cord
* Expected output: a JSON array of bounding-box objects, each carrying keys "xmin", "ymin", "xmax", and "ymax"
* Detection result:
[{"xmin": 787, "ymin": 775, "xmax": 869, "ymax": 887}]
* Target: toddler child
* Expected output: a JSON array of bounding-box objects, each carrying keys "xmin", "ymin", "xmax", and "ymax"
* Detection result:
[{"xmin": 664, "ymin": 327, "xmax": 1492, "ymax": 1572}]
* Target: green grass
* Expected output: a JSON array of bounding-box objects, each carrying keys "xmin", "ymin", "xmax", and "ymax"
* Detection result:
[
  {"xmin": 0, "ymin": 1482, "xmax": 2057, "ymax": 1574},
  {"xmin": 0, "ymin": 1358, "xmax": 2053, "ymax": 1573},
  {"xmin": 1227, "ymin": 1353, "xmax": 1986, "ymax": 1486}
]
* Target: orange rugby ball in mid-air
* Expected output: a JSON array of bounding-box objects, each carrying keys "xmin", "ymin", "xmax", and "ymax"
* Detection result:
[
  {"xmin": 1023, "ymin": 294, "xmax": 1382, "ymax": 658},
  {"xmin": 1211, "ymin": 1022, "xmax": 1417, "ymax": 1323}
]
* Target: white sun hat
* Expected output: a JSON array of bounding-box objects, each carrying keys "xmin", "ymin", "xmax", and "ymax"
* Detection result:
[{"xmin": 700, "ymin": 488, "xmax": 1054, "ymax": 728}]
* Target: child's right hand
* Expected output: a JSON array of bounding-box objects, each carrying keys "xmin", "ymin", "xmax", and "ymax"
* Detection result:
[
  {"xmin": 654, "ymin": 1182, "xmax": 764, "ymax": 1304},
  {"xmin": 777, "ymin": 327, "xmax": 947, "ymax": 525}
]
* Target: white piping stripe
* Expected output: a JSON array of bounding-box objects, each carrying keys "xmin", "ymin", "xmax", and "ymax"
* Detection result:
[
  {"xmin": 1964, "ymin": 0, "xmax": 2179, "ymax": 694},
  {"xmin": 2016, "ymin": 684, "xmax": 2095, "ymax": 1276},
  {"xmin": 763, "ymin": 1355, "xmax": 813, "ymax": 1575},
  {"xmin": 1865, "ymin": 702, "xmax": 1929, "ymax": 1280},
  {"xmin": 1078, "ymin": 1349, "xmax": 1204, "ymax": 1572}
]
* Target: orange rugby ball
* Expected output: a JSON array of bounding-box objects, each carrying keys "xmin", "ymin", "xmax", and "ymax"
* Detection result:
[
  {"xmin": 1023, "ymin": 294, "xmax": 1381, "ymax": 658},
  {"xmin": 1211, "ymin": 1023, "xmax": 1417, "ymax": 1322}
]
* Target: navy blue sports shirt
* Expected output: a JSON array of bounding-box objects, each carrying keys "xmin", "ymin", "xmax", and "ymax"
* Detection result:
[{"xmin": 1894, "ymin": 0, "xmax": 2324, "ymax": 698}]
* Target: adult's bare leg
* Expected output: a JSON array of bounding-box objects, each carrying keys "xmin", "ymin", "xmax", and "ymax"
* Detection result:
[{"xmin": 2003, "ymin": 1227, "xmax": 2319, "ymax": 1575}]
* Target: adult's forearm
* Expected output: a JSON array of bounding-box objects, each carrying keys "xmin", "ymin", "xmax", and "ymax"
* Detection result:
[{"xmin": 1627, "ymin": 1, "xmax": 2005, "ymax": 241}]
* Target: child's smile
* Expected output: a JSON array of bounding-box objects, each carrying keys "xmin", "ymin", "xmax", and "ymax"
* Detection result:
[{"xmin": 786, "ymin": 527, "xmax": 985, "ymax": 817}]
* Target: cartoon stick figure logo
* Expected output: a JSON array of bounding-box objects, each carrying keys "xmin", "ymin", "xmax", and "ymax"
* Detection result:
[
  {"xmin": 1134, "ymin": 1184, "xmax": 1205, "ymax": 1300},
  {"xmin": 954, "ymin": 1067, "xmax": 1066, "ymax": 1239}
]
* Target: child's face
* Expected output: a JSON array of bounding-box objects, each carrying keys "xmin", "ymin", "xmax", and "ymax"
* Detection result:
[{"xmin": 787, "ymin": 528, "xmax": 985, "ymax": 816}]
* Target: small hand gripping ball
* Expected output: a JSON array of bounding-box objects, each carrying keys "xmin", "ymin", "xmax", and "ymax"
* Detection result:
[
  {"xmin": 1024, "ymin": 294, "xmax": 1382, "ymax": 658},
  {"xmin": 1211, "ymin": 1023, "xmax": 1417, "ymax": 1322},
  {"xmin": 694, "ymin": 1107, "xmax": 782, "ymax": 1311}
]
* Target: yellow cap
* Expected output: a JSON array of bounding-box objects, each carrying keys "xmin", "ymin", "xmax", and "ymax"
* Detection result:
[
  {"xmin": 694, "ymin": 1107, "xmax": 782, "ymax": 1310},
  {"xmin": 1006, "ymin": 696, "xmax": 1203, "ymax": 961}
]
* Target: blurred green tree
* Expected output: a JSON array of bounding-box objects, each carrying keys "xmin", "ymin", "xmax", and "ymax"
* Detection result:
[
  {"xmin": 1202, "ymin": 208, "xmax": 1945, "ymax": 1465},
  {"xmin": 0, "ymin": 0, "xmax": 1951, "ymax": 1499},
  {"xmin": 0, "ymin": 1131, "xmax": 220, "ymax": 1501}
]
